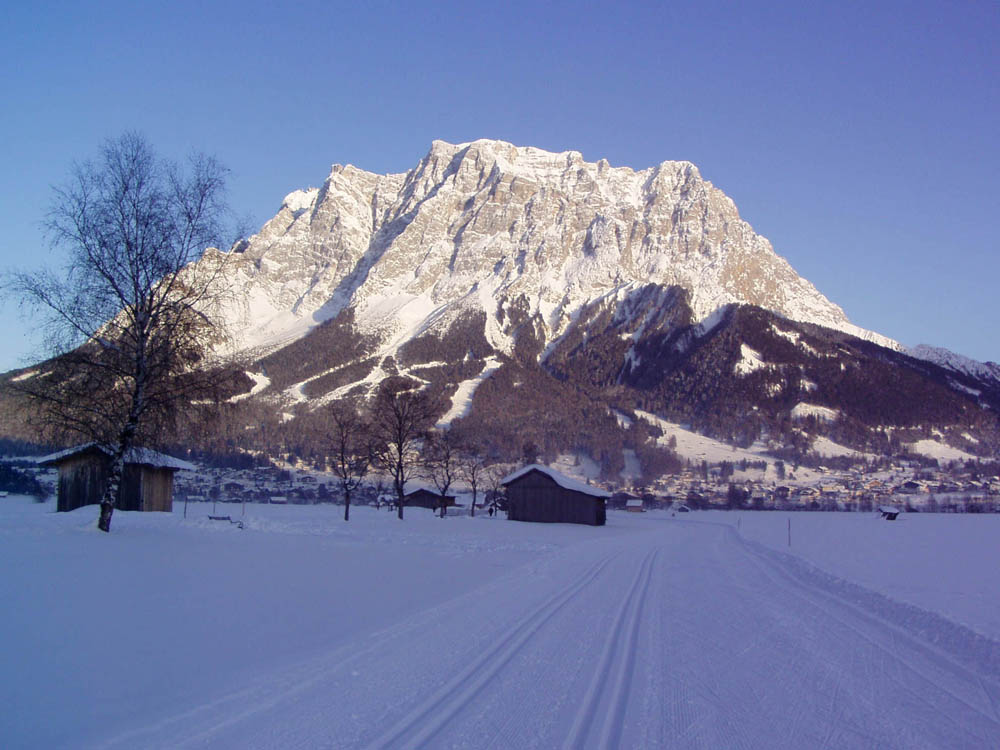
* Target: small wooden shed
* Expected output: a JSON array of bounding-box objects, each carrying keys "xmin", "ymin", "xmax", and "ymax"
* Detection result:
[
  {"xmin": 879, "ymin": 505, "xmax": 902, "ymax": 521},
  {"xmin": 502, "ymin": 464, "xmax": 609, "ymax": 526},
  {"xmin": 38, "ymin": 443, "xmax": 194, "ymax": 513},
  {"xmin": 404, "ymin": 486, "xmax": 456, "ymax": 510}
]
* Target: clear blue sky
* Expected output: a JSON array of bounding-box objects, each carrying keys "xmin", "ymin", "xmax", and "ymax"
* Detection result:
[{"xmin": 2, "ymin": 0, "xmax": 997, "ymax": 370}]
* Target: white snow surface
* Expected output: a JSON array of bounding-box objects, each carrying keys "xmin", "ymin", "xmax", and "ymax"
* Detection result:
[
  {"xmin": 435, "ymin": 356, "xmax": 502, "ymax": 427},
  {"xmin": 734, "ymin": 343, "xmax": 768, "ymax": 375},
  {"xmin": 3, "ymin": 497, "xmax": 1000, "ymax": 749},
  {"xmin": 810, "ymin": 436, "xmax": 865, "ymax": 458},
  {"xmin": 229, "ymin": 371, "xmax": 271, "ymax": 402},
  {"xmin": 636, "ymin": 410, "xmax": 774, "ymax": 467},
  {"xmin": 791, "ymin": 402, "xmax": 840, "ymax": 422},
  {"xmin": 906, "ymin": 439, "xmax": 978, "ymax": 462}
]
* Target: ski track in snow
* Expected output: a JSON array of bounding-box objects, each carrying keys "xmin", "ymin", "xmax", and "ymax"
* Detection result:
[{"xmin": 89, "ymin": 521, "xmax": 1000, "ymax": 750}]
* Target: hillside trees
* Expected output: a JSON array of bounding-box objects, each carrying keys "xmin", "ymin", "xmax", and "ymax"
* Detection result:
[{"xmin": 6, "ymin": 133, "xmax": 240, "ymax": 532}]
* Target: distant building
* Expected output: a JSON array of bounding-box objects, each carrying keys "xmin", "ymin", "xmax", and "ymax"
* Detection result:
[
  {"xmin": 502, "ymin": 465, "xmax": 608, "ymax": 526},
  {"xmin": 404, "ymin": 486, "xmax": 456, "ymax": 511},
  {"xmin": 38, "ymin": 443, "xmax": 193, "ymax": 513},
  {"xmin": 626, "ymin": 498, "xmax": 645, "ymax": 512}
]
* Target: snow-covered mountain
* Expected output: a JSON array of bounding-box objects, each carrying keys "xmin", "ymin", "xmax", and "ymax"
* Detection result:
[
  {"xmin": 908, "ymin": 344, "xmax": 1000, "ymax": 384},
  {"xmin": 172, "ymin": 139, "xmax": 1000, "ymax": 468},
  {"xmin": 6, "ymin": 140, "xmax": 997, "ymax": 466},
  {"xmin": 219, "ymin": 139, "xmax": 898, "ymax": 359}
]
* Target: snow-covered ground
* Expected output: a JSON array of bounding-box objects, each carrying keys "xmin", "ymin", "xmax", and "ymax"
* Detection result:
[
  {"xmin": 906, "ymin": 438, "xmax": 978, "ymax": 462},
  {"xmin": 436, "ymin": 356, "xmax": 502, "ymax": 427},
  {"xmin": 2, "ymin": 497, "xmax": 999, "ymax": 748},
  {"xmin": 703, "ymin": 510, "xmax": 1000, "ymax": 640}
]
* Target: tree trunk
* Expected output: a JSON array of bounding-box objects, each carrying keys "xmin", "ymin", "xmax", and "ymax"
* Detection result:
[
  {"xmin": 97, "ymin": 426, "xmax": 136, "ymax": 533},
  {"xmin": 344, "ymin": 489, "xmax": 350, "ymax": 522},
  {"xmin": 97, "ymin": 380, "xmax": 146, "ymax": 532},
  {"xmin": 469, "ymin": 488, "xmax": 477, "ymax": 517},
  {"xmin": 97, "ymin": 500, "xmax": 114, "ymax": 533},
  {"xmin": 394, "ymin": 470, "xmax": 405, "ymax": 519},
  {"xmin": 97, "ymin": 459, "xmax": 123, "ymax": 533},
  {"xmin": 97, "ymin": 457, "xmax": 124, "ymax": 533}
]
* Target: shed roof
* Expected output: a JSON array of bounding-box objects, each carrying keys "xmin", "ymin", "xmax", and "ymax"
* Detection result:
[
  {"xmin": 404, "ymin": 485, "xmax": 456, "ymax": 500},
  {"xmin": 37, "ymin": 443, "xmax": 195, "ymax": 471},
  {"xmin": 501, "ymin": 464, "xmax": 611, "ymax": 498}
]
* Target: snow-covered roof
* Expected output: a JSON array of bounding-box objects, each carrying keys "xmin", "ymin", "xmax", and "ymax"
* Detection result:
[
  {"xmin": 402, "ymin": 481, "xmax": 448, "ymax": 496},
  {"xmin": 879, "ymin": 505, "xmax": 903, "ymax": 515},
  {"xmin": 501, "ymin": 464, "xmax": 611, "ymax": 498},
  {"xmin": 37, "ymin": 443, "xmax": 196, "ymax": 471}
]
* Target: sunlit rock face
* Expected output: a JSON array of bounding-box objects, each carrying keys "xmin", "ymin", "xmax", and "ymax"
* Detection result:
[{"xmin": 215, "ymin": 138, "xmax": 895, "ymax": 357}]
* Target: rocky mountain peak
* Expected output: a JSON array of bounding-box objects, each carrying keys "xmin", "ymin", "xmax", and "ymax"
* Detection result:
[{"xmin": 215, "ymin": 140, "xmax": 898, "ymax": 358}]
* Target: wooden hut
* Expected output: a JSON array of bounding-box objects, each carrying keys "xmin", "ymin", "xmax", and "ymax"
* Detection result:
[
  {"xmin": 403, "ymin": 486, "xmax": 456, "ymax": 511},
  {"xmin": 879, "ymin": 505, "xmax": 902, "ymax": 521},
  {"xmin": 38, "ymin": 443, "xmax": 194, "ymax": 513},
  {"xmin": 501, "ymin": 464, "xmax": 609, "ymax": 526}
]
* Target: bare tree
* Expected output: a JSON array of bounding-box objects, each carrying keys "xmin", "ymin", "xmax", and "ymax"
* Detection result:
[
  {"xmin": 458, "ymin": 443, "xmax": 488, "ymax": 517},
  {"xmin": 485, "ymin": 463, "xmax": 513, "ymax": 517},
  {"xmin": 6, "ymin": 133, "xmax": 239, "ymax": 532},
  {"xmin": 370, "ymin": 382, "xmax": 439, "ymax": 519},
  {"xmin": 326, "ymin": 402, "xmax": 370, "ymax": 521},
  {"xmin": 423, "ymin": 429, "xmax": 460, "ymax": 517}
]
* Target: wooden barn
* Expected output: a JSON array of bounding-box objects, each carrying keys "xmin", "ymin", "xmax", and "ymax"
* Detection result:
[
  {"xmin": 502, "ymin": 464, "xmax": 609, "ymax": 526},
  {"xmin": 879, "ymin": 505, "xmax": 902, "ymax": 521},
  {"xmin": 38, "ymin": 443, "xmax": 194, "ymax": 513},
  {"xmin": 404, "ymin": 486, "xmax": 456, "ymax": 511}
]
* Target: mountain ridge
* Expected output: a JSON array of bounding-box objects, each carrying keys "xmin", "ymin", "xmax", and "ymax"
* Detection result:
[{"xmin": 218, "ymin": 138, "xmax": 899, "ymax": 362}]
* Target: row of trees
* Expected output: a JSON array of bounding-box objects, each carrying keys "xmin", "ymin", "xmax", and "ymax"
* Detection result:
[{"xmin": 326, "ymin": 383, "xmax": 508, "ymax": 521}]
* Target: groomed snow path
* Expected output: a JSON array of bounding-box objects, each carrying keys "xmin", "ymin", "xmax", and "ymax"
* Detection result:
[{"xmin": 96, "ymin": 520, "xmax": 1000, "ymax": 750}]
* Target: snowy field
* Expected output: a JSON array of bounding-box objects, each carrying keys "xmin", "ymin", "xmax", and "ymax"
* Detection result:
[
  {"xmin": 721, "ymin": 510, "xmax": 1000, "ymax": 640},
  {"xmin": 2, "ymin": 497, "xmax": 1000, "ymax": 748}
]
